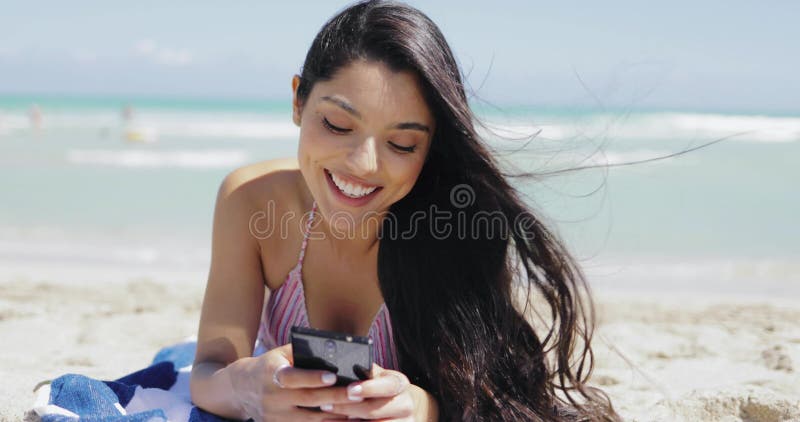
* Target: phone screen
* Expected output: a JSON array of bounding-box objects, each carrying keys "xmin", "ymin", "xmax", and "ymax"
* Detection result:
[{"xmin": 290, "ymin": 326, "xmax": 374, "ymax": 386}]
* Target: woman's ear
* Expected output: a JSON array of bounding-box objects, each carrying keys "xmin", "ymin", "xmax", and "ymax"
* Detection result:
[{"xmin": 291, "ymin": 75, "xmax": 303, "ymax": 127}]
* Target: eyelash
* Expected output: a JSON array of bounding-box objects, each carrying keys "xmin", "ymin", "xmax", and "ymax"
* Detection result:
[
  {"xmin": 322, "ymin": 117, "xmax": 351, "ymax": 134},
  {"xmin": 322, "ymin": 117, "xmax": 417, "ymax": 153},
  {"xmin": 388, "ymin": 142, "xmax": 417, "ymax": 153}
]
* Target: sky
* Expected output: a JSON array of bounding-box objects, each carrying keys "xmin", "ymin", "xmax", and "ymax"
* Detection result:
[{"xmin": 0, "ymin": 1, "xmax": 797, "ymax": 113}]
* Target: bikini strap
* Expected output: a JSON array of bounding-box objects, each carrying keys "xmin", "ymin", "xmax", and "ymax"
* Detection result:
[{"xmin": 296, "ymin": 200, "xmax": 317, "ymax": 267}]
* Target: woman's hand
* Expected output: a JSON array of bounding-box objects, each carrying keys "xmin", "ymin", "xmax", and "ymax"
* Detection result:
[
  {"xmin": 230, "ymin": 344, "xmax": 357, "ymax": 421},
  {"xmin": 319, "ymin": 365, "xmax": 439, "ymax": 421}
]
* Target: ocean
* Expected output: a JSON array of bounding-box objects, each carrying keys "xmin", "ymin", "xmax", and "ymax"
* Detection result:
[{"xmin": 1, "ymin": 95, "xmax": 798, "ymax": 296}]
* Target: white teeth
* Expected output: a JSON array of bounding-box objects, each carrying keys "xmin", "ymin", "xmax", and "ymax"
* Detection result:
[{"xmin": 330, "ymin": 171, "xmax": 377, "ymax": 198}]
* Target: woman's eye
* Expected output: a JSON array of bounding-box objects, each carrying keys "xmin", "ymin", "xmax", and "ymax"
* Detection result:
[
  {"xmin": 322, "ymin": 117, "xmax": 351, "ymax": 134},
  {"xmin": 388, "ymin": 141, "xmax": 417, "ymax": 153}
]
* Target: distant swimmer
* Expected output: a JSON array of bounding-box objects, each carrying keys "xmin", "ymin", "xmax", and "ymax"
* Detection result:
[
  {"xmin": 29, "ymin": 104, "xmax": 42, "ymax": 131},
  {"xmin": 120, "ymin": 104, "xmax": 158, "ymax": 143},
  {"xmin": 121, "ymin": 104, "xmax": 134, "ymax": 123}
]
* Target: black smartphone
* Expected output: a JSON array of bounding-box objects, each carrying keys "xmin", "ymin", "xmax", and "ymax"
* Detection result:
[{"xmin": 290, "ymin": 326, "xmax": 374, "ymax": 386}]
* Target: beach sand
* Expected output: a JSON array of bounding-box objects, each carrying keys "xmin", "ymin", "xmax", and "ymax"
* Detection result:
[
  {"xmin": 593, "ymin": 293, "xmax": 800, "ymax": 421},
  {"xmin": 0, "ymin": 278, "xmax": 205, "ymax": 422},
  {"xmin": 1, "ymin": 279, "xmax": 798, "ymax": 421}
]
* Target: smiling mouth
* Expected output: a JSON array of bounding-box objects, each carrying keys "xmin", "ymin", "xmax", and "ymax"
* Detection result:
[{"xmin": 324, "ymin": 169, "xmax": 383, "ymax": 199}]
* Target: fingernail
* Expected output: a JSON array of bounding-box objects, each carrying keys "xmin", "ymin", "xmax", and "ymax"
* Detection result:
[
  {"xmin": 322, "ymin": 372, "xmax": 337, "ymax": 385},
  {"xmin": 320, "ymin": 403, "xmax": 333, "ymax": 412},
  {"xmin": 347, "ymin": 384, "xmax": 362, "ymax": 400}
]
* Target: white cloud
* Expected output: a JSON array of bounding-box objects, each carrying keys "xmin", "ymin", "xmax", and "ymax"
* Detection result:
[
  {"xmin": 135, "ymin": 39, "xmax": 157, "ymax": 55},
  {"xmin": 133, "ymin": 39, "xmax": 193, "ymax": 66}
]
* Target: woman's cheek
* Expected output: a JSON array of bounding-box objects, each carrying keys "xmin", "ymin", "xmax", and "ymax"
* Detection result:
[{"xmin": 306, "ymin": 125, "xmax": 345, "ymax": 154}]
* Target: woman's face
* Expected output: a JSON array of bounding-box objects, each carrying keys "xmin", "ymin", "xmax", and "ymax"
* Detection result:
[{"xmin": 294, "ymin": 60, "xmax": 435, "ymax": 234}]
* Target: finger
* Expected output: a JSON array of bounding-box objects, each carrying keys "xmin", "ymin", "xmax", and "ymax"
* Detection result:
[
  {"xmin": 280, "ymin": 385, "xmax": 364, "ymax": 408},
  {"xmin": 325, "ymin": 395, "xmax": 414, "ymax": 420},
  {"xmin": 286, "ymin": 406, "xmax": 345, "ymax": 422},
  {"xmin": 346, "ymin": 369, "xmax": 409, "ymax": 400},
  {"xmin": 267, "ymin": 342, "xmax": 294, "ymax": 363},
  {"xmin": 266, "ymin": 343, "xmax": 294, "ymax": 388},
  {"xmin": 274, "ymin": 366, "xmax": 339, "ymax": 389}
]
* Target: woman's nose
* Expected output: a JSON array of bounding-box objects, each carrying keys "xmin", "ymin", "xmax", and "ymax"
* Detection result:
[{"xmin": 345, "ymin": 136, "xmax": 379, "ymax": 176}]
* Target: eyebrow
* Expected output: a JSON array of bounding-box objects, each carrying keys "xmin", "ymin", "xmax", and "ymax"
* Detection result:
[
  {"xmin": 394, "ymin": 122, "xmax": 430, "ymax": 133},
  {"xmin": 321, "ymin": 96, "xmax": 361, "ymax": 119},
  {"xmin": 320, "ymin": 95, "xmax": 431, "ymax": 134}
]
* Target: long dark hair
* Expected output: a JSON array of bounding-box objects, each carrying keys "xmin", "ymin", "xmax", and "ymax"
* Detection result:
[{"xmin": 296, "ymin": 1, "xmax": 620, "ymax": 420}]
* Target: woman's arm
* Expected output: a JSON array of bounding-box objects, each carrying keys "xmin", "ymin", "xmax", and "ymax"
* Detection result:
[
  {"xmin": 190, "ymin": 167, "xmax": 269, "ymax": 419},
  {"xmin": 190, "ymin": 360, "xmax": 249, "ymax": 420}
]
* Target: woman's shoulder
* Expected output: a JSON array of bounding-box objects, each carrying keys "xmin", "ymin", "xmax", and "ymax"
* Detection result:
[
  {"xmin": 217, "ymin": 157, "xmax": 307, "ymax": 212},
  {"xmin": 215, "ymin": 158, "xmax": 310, "ymax": 290}
]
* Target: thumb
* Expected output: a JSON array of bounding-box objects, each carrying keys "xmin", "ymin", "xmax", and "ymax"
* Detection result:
[
  {"xmin": 370, "ymin": 363, "xmax": 386, "ymax": 378},
  {"xmin": 369, "ymin": 364, "xmax": 410, "ymax": 395}
]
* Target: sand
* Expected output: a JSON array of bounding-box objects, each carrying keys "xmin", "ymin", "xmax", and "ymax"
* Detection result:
[
  {"xmin": 0, "ymin": 279, "xmax": 205, "ymax": 422},
  {"xmin": 1, "ymin": 279, "xmax": 798, "ymax": 421},
  {"xmin": 592, "ymin": 294, "xmax": 800, "ymax": 421}
]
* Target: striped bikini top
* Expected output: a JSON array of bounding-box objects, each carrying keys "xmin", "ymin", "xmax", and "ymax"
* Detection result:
[{"xmin": 255, "ymin": 201, "xmax": 399, "ymax": 370}]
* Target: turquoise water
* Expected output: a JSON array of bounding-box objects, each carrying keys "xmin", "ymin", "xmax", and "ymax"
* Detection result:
[
  {"xmin": 0, "ymin": 94, "xmax": 289, "ymax": 114},
  {"xmin": 1, "ymin": 95, "xmax": 798, "ymax": 290}
]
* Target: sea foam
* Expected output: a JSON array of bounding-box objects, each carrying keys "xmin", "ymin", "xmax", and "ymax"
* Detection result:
[
  {"xmin": 481, "ymin": 112, "xmax": 800, "ymax": 145},
  {"xmin": 66, "ymin": 149, "xmax": 250, "ymax": 168}
]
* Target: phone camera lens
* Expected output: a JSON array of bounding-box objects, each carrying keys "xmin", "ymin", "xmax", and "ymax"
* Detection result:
[{"xmin": 324, "ymin": 339, "xmax": 337, "ymax": 359}]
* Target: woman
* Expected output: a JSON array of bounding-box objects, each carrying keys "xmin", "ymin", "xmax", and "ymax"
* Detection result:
[{"xmin": 190, "ymin": 1, "xmax": 619, "ymax": 421}]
